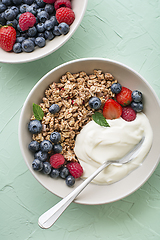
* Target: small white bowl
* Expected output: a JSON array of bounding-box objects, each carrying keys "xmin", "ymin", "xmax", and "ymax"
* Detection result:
[
  {"xmin": 0, "ymin": 0, "xmax": 88, "ymax": 64},
  {"xmin": 19, "ymin": 58, "xmax": 160, "ymax": 205}
]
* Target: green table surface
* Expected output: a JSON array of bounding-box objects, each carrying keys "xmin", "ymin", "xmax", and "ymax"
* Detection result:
[{"xmin": 1, "ymin": 0, "xmax": 160, "ymax": 239}]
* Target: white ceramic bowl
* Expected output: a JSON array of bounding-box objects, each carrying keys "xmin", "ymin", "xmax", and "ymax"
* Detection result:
[
  {"xmin": 0, "ymin": 0, "xmax": 88, "ymax": 64},
  {"xmin": 19, "ymin": 58, "xmax": 160, "ymax": 205}
]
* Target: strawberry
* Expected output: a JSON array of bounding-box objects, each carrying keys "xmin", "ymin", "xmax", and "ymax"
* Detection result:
[
  {"xmin": 116, "ymin": 86, "xmax": 132, "ymax": 106},
  {"xmin": 103, "ymin": 99, "xmax": 122, "ymax": 120},
  {"xmin": 0, "ymin": 25, "xmax": 16, "ymax": 52},
  {"xmin": 50, "ymin": 153, "xmax": 65, "ymax": 169},
  {"xmin": 121, "ymin": 106, "xmax": 136, "ymax": 122},
  {"xmin": 67, "ymin": 162, "xmax": 83, "ymax": 178},
  {"xmin": 56, "ymin": 7, "xmax": 75, "ymax": 25}
]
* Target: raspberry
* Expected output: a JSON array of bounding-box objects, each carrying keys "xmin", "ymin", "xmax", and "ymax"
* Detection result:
[
  {"xmin": 121, "ymin": 106, "xmax": 136, "ymax": 122},
  {"xmin": 67, "ymin": 162, "xmax": 83, "ymax": 179},
  {"xmin": 54, "ymin": 0, "xmax": 72, "ymax": 11},
  {"xmin": 43, "ymin": 0, "xmax": 56, "ymax": 3},
  {"xmin": 50, "ymin": 153, "xmax": 65, "ymax": 169},
  {"xmin": 56, "ymin": 7, "xmax": 75, "ymax": 25},
  {"xmin": 19, "ymin": 12, "xmax": 36, "ymax": 31}
]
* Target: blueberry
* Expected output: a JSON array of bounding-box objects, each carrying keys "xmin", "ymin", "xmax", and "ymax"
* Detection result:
[
  {"xmin": 53, "ymin": 25, "xmax": 62, "ymax": 36},
  {"xmin": 28, "ymin": 37, "xmax": 36, "ymax": 45},
  {"xmin": 35, "ymin": 36, "xmax": 46, "ymax": 47},
  {"xmin": 6, "ymin": 19, "xmax": 18, "ymax": 29},
  {"xmin": 50, "ymin": 15, "xmax": 58, "ymax": 26},
  {"xmin": 111, "ymin": 83, "xmax": 122, "ymax": 94},
  {"xmin": 32, "ymin": 159, "xmax": 43, "ymax": 171},
  {"xmin": 89, "ymin": 97, "xmax": 101, "ymax": 109},
  {"xmin": 42, "ymin": 162, "xmax": 52, "ymax": 174},
  {"xmin": 0, "ymin": 12, "xmax": 6, "ymax": 25},
  {"xmin": 34, "ymin": 150, "xmax": 48, "ymax": 162},
  {"xmin": 35, "ymin": 0, "xmax": 45, "ymax": 8},
  {"xmin": 28, "ymin": 119, "xmax": 42, "ymax": 134},
  {"xmin": 49, "ymin": 104, "xmax": 60, "ymax": 114},
  {"xmin": 50, "ymin": 168, "xmax": 60, "ymax": 178},
  {"xmin": 131, "ymin": 102, "xmax": 143, "ymax": 112},
  {"xmin": 2, "ymin": 0, "xmax": 12, "ymax": 6},
  {"xmin": 44, "ymin": 19, "xmax": 54, "ymax": 30},
  {"xmin": 20, "ymin": 4, "xmax": 29, "ymax": 13},
  {"xmin": 131, "ymin": 90, "xmax": 142, "ymax": 102},
  {"xmin": 45, "ymin": 4, "xmax": 54, "ymax": 14},
  {"xmin": 59, "ymin": 167, "xmax": 69, "ymax": 179},
  {"xmin": 36, "ymin": 8, "xmax": 45, "ymax": 13},
  {"xmin": 50, "ymin": 132, "xmax": 61, "ymax": 144},
  {"xmin": 28, "ymin": 140, "xmax": 40, "ymax": 152},
  {"xmin": 65, "ymin": 175, "xmax": 75, "ymax": 187},
  {"xmin": 53, "ymin": 144, "xmax": 62, "ymax": 153},
  {"xmin": 26, "ymin": 5, "xmax": 37, "ymax": 15},
  {"xmin": 16, "ymin": 36, "xmax": 26, "ymax": 43},
  {"xmin": 44, "ymin": 30, "xmax": 55, "ymax": 40},
  {"xmin": 22, "ymin": 39, "xmax": 35, "ymax": 52},
  {"xmin": 4, "ymin": 9, "xmax": 16, "ymax": 21},
  {"xmin": 11, "ymin": 6, "xmax": 19, "ymax": 16},
  {"xmin": 58, "ymin": 22, "xmax": 69, "ymax": 35},
  {"xmin": 36, "ymin": 22, "xmax": 45, "ymax": 32},
  {"xmin": 13, "ymin": 42, "xmax": 22, "ymax": 53},
  {"xmin": 37, "ymin": 11, "xmax": 49, "ymax": 23},
  {"xmin": 40, "ymin": 140, "xmax": 53, "ymax": 152},
  {"xmin": 12, "ymin": 0, "xmax": 22, "ymax": 5},
  {"xmin": 0, "ymin": 3, "xmax": 7, "ymax": 13},
  {"xmin": 23, "ymin": 0, "xmax": 34, "ymax": 5},
  {"xmin": 37, "ymin": 32, "xmax": 45, "ymax": 38},
  {"xmin": 27, "ymin": 26, "xmax": 37, "ymax": 37}
]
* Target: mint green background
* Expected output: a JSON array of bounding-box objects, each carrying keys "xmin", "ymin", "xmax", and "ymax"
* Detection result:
[{"xmin": 1, "ymin": 0, "xmax": 160, "ymax": 239}]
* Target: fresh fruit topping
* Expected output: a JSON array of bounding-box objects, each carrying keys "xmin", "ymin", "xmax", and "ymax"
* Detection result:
[
  {"xmin": 35, "ymin": 36, "xmax": 46, "ymax": 47},
  {"xmin": 28, "ymin": 119, "xmax": 42, "ymax": 134},
  {"xmin": 59, "ymin": 166, "xmax": 69, "ymax": 178},
  {"xmin": 116, "ymin": 86, "xmax": 132, "ymax": 106},
  {"xmin": 111, "ymin": 82, "xmax": 122, "ymax": 94},
  {"xmin": 50, "ymin": 153, "xmax": 65, "ymax": 168},
  {"xmin": 49, "ymin": 104, "xmax": 60, "ymax": 114},
  {"xmin": 121, "ymin": 106, "xmax": 136, "ymax": 122},
  {"xmin": 92, "ymin": 112, "xmax": 110, "ymax": 127},
  {"xmin": 32, "ymin": 159, "xmax": 43, "ymax": 171},
  {"xmin": 42, "ymin": 161, "xmax": 52, "ymax": 174},
  {"xmin": 22, "ymin": 39, "xmax": 35, "ymax": 52},
  {"xmin": 53, "ymin": 144, "xmax": 62, "ymax": 153},
  {"xmin": 54, "ymin": 0, "xmax": 72, "ymax": 11},
  {"xmin": 58, "ymin": 22, "xmax": 69, "ymax": 35},
  {"xmin": 103, "ymin": 99, "xmax": 122, "ymax": 120},
  {"xmin": 40, "ymin": 140, "xmax": 53, "ymax": 152},
  {"xmin": 0, "ymin": 25, "xmax": 16, "ymax": 51},
  {"xmin": 50, "ymin": 131, "xmax": 61, "ymax": 143},
  {"xmin": 19, "ymin": 12, "xmax": 36, "ymax": 31},
  {"xmin": 65, "ymin": 175, "xmax": 75, "ymax": 187},
  {"xmin": 43, "ymin": 0, "xmax": 56, "ymax": 3},
  {"xmin": 34, "ymin": 150, "xmax": 48, "ymax": 162},
  {"xmin": 89, "ymin": 97, "xmax": 101, "ymax": 110},
  {"xmin": 131, "ymin": 90, "xmax": 142, "ymax": 102},
  {"xmin": 67, "ymin": 162, "xmax": 83, "ymax": 179},
  {"xmin": 56, "ymin": 7, "xmax": 75, "ymax": 25},
  {"xmin": 50, "ymin": 168, "xmax": 60, "ymax": 178},
  {"xmin": 131, "ymin": 101, "xmax": 143, "ymax": 112},
  {"xmin": 28, "ymin": 140, "xmax": 40, "ymax": 152}
]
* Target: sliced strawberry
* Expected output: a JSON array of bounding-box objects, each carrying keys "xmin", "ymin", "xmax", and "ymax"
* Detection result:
[
  {"xmin": 103, "ymin": 99, "xmax": 122, "ymax": 120},
  {"xmin": 116, "ymin": 86, "xmax": 132, "ymax": 106}
]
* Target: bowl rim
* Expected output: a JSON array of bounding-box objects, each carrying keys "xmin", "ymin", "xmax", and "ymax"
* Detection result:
[
  {"xmin": 0, "ymin": 0, "xmax": 88, "ymax": 64},
  {"xmin": 18, "ymin": 57, "xmax": 160, "ymax": 205}
]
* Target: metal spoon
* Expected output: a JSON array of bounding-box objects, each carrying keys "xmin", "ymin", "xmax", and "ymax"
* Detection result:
[{"xmin": 38, "ymin": 137, "xmax": 144, "ymax": 229}]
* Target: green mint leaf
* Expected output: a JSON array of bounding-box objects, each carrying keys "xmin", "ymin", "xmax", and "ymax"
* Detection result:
[
  {"xmin": 92, "ymin": 112, "xmax": 110, "ymax": 127},
  {"xmin": 33, "ymin": 103, "xmax": 44, "ymax": 120}
]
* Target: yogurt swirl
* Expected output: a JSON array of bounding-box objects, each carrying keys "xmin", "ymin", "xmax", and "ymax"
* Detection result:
[{"xmin": 74, "ymin": 113, "xmax": 153, "ymax": 184}]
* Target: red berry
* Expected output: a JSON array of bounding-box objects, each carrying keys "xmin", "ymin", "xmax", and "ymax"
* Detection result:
[
  {"xmin": 0, "ymin": 26, "xmax": 16, "ymax": 52},
  {"xmin": 103, "ymin": 99, "xmax": 122, "ymax": 120},
  {"xmin": 116, "ymin": 86, "xmax": 132, "ymax": 106},
  {"xmin": 67, "ymin": 162, "xmax": 83, "ymax": 179},
  {"xmin": 54, "ymin": 0, "xmax": 71, "ymax": 11},
  {"xmin": 43, "ymin": 0, "xmax": 56, "ymax": 3},
  {"xmin": 50, "ymin": 153, "xmax": 65, "ymax": 169},
  {"xmin": 121, "ymin": 106, "xmax": 136, "ymax": 122},
  {"xmin": 19, "ymin": 12, "xmax": 36, "ymax": 31},
  {"xmin": 56, "ymin": 7, "xmax": 75, "ymax": 25}
]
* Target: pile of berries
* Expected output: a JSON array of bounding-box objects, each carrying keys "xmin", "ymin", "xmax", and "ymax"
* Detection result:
[
  {"xmin": 88, "ymin": 82, "xmax": 143, "ymax": 122},
  {"xmin": 0, "ymin": 0, "xmax": 75, "ymax": 53},
  {"xmin": 28, "ymin": 103, "xmax": 83, "ymax": 187}
]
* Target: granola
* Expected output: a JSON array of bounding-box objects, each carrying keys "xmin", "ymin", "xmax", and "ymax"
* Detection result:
[{"xmin": 31, "ymin": 70, "xmax": 117, "ymax": 163}]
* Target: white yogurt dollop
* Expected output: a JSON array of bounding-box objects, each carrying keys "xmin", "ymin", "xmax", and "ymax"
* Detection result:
[{"xmin": 74, "ymin": 113, "xmax": 153, "ymax": 184}]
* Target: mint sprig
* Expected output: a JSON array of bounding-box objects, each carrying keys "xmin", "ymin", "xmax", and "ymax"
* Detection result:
[
  {"xmin": 92, "ymin": 112, "xmax": 110, "ymax": 127},
  {"xmin": 33, "ymin": 103, "xmax": 44, "ymax": 120}
]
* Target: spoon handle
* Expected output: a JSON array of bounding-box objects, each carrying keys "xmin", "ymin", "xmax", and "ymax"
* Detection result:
[{"xmin": 38, "ymin": 161, "xmax": 110, "ymax": 229}]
